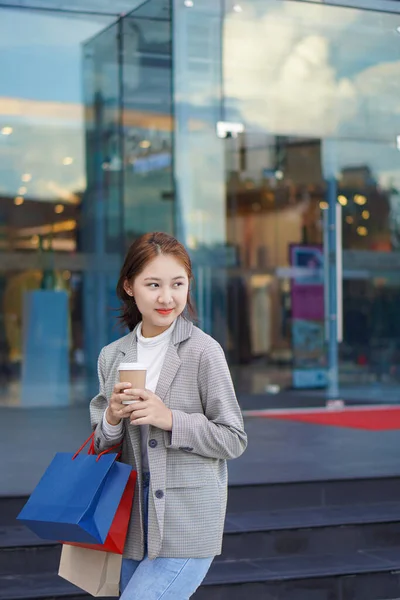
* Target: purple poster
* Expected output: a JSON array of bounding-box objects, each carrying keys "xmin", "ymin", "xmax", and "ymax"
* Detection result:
[{"xmin": 290, "ymin": 245, "xmax": 327, "ymax": 389}]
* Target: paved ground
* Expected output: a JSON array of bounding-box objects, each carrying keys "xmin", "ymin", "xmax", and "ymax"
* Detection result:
[{"xmin": 2, "ymin": 405, "xmax": 400, "ymax": 496}]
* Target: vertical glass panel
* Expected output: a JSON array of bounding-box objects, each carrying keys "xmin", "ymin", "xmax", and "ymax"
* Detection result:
[
  {"xmin": 173, "ymin": 0, "xmax": 228, "ymax": 341},
  {"xmin": 122, "ymin": 0, "xmax": 174, "ymax": 242},
  {"xmin": 83, "ymin": 19, "xmax": 123, "ymax": 385},
  {"xmin": 224, "ymin": 132, "xmax": 326, "ymax": 396},
  {"xmin": 84, "ymin": 22, "xmax": 124, "ymax": 256},
  {"xmin": 173, "ymin": 0, "xmax": 224, "ymax": 248},
  {"xmin": 333, "ymin": 138, "xmax": 400, "ymax": 398},
  {"xmin": 0, "ymin": 7, "xmax": 117, "ymax": 418}
]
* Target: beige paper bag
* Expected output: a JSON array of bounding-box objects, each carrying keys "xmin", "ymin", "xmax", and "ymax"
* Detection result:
[{"xmin": 58, "ymin": 544, "xmax": 122, "ymax": 597}]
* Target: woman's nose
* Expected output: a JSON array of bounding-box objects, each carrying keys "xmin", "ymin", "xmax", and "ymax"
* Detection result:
[{"xmin": 158, "ymin": 289, "xmax": 172, "ymax": 304}]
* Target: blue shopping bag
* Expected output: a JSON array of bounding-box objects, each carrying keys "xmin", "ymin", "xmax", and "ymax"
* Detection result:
[{"xmin": 17, "ymin": 434, "xmax": 132, "ymax": 544}]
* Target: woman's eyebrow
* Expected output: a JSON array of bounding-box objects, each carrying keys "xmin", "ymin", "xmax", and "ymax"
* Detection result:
[{"xmin": 144, "ymin": 276, "xmax": 186, "ymax": 281}]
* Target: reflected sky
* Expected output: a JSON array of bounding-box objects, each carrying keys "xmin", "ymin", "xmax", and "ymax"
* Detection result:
[
  {"xmin": 0, "ymin": 9, "xmax": 112, "ymax": 103},
  {"xmin": 221, "ymin": 0, "xmax": 400, "ymax": 189},
  {"xmin": 1, "ymin": 0, "xmax": 400, "ymax": 204},
  {"xmin": 0, "ymin": 3, "xmax": 171, "ymax": 203},
  {"xmin": 224, "ymin": 0, "xmax": 400, "ymax": 142},
  {"xmin": 0, "ymin": 8, "xmax": 116, "ymax": 201}
]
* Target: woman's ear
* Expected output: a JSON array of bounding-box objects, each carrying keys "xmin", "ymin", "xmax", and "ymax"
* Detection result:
[{"xmin": 123, "ymin": 279, "xmax": 133, "ymax": 297}]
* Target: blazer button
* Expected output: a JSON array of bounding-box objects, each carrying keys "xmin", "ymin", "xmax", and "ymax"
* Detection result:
[
  {"xmin": 155, "ymin": 490, "xmax": 164, "ymax": 499},
  {"xmin": 149, "ymin": 439, "xmax": 158, "ymax": 449}
]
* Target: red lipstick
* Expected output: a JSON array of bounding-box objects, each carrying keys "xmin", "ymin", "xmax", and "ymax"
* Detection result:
[{"xmin": 156, "ymin": 309, "xmax": 173, "ymax": 315}]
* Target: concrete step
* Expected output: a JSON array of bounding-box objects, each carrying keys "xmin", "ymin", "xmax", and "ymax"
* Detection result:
[
  {"xmin": 2, "ymin": 553, "xmax": 400, "ymax": 600},
  {"xmin": 3, "ymin": 477, "xmax": 400, "ymax": 599},
  {"xmin": 3, "ymin": 503, "xmax": 400, "ymax": 573},
  {"xmin": 3, "ymin": 476, "xmax": 400, "ymax": 526},
  {"xmin": 226, "ymin": 476, "xmax": 400, "ymax": 513}
]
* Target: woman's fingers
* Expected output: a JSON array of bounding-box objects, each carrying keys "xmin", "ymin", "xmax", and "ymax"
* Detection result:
[
  {"xmin": 114, "ymin": 382, "xmax": 132, "ymax": 393},
  {"xmin": 124, "ymin": 388, "xmax": 150, "ymax": 400},
  {"xmin": 130, "ymin": 408, "xmax": 148, "ymax": 421}
]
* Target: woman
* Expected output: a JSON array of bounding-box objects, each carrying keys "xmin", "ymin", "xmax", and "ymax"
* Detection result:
[{"xmin": 90, "ymin": 232, "xmax": 247, "ymax": 599}]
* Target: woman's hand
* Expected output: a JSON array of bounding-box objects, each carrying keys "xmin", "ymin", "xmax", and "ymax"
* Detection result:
[
  {"xmin": 105, "ymin": 382, "xmax": 136, "ymax": 425},
  {"xmin": 124, "ymin": 388, "xmax": 173, "ymax": 431}
]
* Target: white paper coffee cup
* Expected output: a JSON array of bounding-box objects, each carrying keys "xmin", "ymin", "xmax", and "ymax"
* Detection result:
[
  {"xmin": 118, "ymin": 362, "xmax": 147, "ymax": 404},
  {"xmin": 118, "ymin": 362, "xmax": 147, "ymax": 372}
]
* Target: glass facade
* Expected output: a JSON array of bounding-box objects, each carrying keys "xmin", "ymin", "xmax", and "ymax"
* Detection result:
[
  {"xmin": 173, "ymin": 0, "xmax": 400, "ymax": 401},
  {"xmin": 1, "ymin": 0, "xmax": 400, "ymax": 419},
  {"xmin": 0, "ymin": 6, "xmax": 117, "ymax": 407}
]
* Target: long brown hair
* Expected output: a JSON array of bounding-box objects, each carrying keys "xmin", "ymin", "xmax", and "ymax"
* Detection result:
[{"xmin": 116, "ymin": 232, "xmax": 197, "ymax": 331}]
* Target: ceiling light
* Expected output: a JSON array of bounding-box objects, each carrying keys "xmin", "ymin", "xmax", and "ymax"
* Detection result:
[
  {"xmin": 396, "ymin": 26, "xmax": 400, "ymax": 33},
  {"xmin": 319, "ymin": 201, "xmax": 328, "ymax": 210},
  {"xmin": 338, "ymin": 195, "xmax": 347, "ymax": 206},
  {"xmin": 357, "ymin": 226, "xmax": 368, "ymax": 237},
  {"xmin": 18, "ymin": 186, "xmax": 27, "ymax": 195},
  {"xmin": 346, "ymin": 216, "xmax": 354, "ymax": 224},
  {"xmin": 55, "ymin": 204, "xmax": 65, "ymax": 214},
  {"xmin": 184, "ymin": 0, "xmax": 193, "ymax": 6},
  {"xmin": 21, "ymin": 174, "xmax": 32, "ymax": 182},
  {"xmin": 362, "ymin": 210, "xmax": 370, "ymax": 220},
  {"xmin": 233, "ymin": 4, "xmax": 243, "ymax": 12},
  {"xmin": 139, "ymin": 140, "xmax": 151, "ymax": 149},
  {"xmin": 63, "ymin": 157, "xmax": 74, "ymax": 166},
  {"xmin": 354, "ymin": 194, "xmax": 367, "ymax": 206},
  {"xmin": 14, "ymin": 196, "xmax": 24, "ymax": 206},
  {"xmin": 1, "ymin": 126, "xmax": 13, "ymax": 136}
]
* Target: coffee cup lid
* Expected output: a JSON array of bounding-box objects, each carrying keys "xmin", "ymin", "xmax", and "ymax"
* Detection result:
[{"xmin": 118, "ymin": 362, "xmax": 147, "ymax": 371}]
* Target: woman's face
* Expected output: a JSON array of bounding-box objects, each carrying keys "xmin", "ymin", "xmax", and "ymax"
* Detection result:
[{"xmin": 124, "ymin": 254, "xmax": 189, "ymax": 337}]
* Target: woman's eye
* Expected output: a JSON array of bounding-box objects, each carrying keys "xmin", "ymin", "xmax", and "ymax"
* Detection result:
[
  {"xmin": 148, "ymin": 283, "xmax": 159, "ymax": 288},
  {"xmin": 174, "ymin": 282, "xmax": 183, "ymax": 287}
]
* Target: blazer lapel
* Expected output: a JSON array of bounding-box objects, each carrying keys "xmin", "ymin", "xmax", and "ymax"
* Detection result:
[
  {"xmin": 112, "ymin": 330, "xmax": 138, "ymax": 392},
  {"xmin": 116, "ymin": 317, "xmax": 192, "ymax": 404},
  {"xmin": 155, "ymin": 344, "xmax": 181, "ymax": 407},
  {"xmin": 121, "ymin": 334, "xmax": 138, "ymax": 364},
  {"xmin": 154, "ymin": 315, "xmax": 193, "ymax": 405}
]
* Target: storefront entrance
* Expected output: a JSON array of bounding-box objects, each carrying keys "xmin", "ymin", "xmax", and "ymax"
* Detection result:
[{"xmin": 222, "ymin": 131, "xmax": 400, "ymax": 405}]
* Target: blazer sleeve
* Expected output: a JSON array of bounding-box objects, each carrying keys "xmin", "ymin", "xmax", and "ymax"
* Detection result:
[
  {"xmin": 165, "ymin": 339, "xmax": 248, "ymax": 460},
  {"xmin": 90, "ymin": 347, "xmax": 125, "ymax": 453}
]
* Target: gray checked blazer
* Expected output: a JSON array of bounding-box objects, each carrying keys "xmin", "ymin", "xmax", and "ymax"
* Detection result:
[{"xmin": 90, "ymin": 315, "xmax": 247, "ymax": 560}]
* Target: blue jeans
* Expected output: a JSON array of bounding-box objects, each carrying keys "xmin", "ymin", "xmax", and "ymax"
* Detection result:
[{"xmin": 120, "ymin": 473, "xmax": 214, "ymax": 599}]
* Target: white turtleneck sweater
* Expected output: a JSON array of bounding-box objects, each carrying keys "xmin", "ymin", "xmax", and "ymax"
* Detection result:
[{"xmin": 102, "ymin": 319, "xmax": 176, "ymax": 472}]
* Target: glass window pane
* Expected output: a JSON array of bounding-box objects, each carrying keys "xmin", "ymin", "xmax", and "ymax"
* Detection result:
[
  {"xmin": 224, "ymin": 0, "xmax": 400, "ymax": 142},
  {"xmin": 0, "ymin": 7, "xmax": 119, "ymax": 416},
  {"xmin": 122, "ymin": 0, "xmax": 174, "ymax": 241}
]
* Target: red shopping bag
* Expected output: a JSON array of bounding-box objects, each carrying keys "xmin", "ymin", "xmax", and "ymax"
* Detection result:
[{"xmin": 62, "ymin": 436, "xmax": 137, "ymax": 554}]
